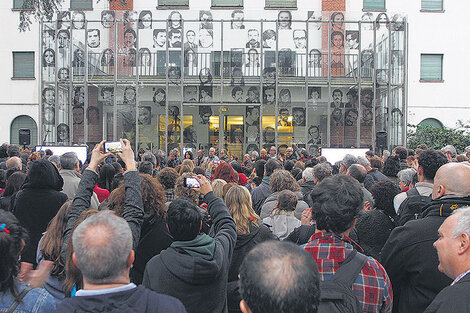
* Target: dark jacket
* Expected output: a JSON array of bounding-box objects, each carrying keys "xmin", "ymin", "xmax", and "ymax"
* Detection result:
[
  {"xmin": 300, "ymin": 180, "xmax": 316, "ymax": 205},
  {"xmin": 132, "ymin": 218, "xmax": 173, "ymax": 285},
  {"xmin": 423, "ymin": 272, "xmax": 470, "ymax": 313},
  {"xmin": 14, "ymin": 159, "xmax": 68, "ymax": 265},
  {"xmin": 251, "ymin": 177, "xmax": 271, "ymax": 215},
  {"xmin": 380, "ymin": 196, "xmax": 470, "ymax": 313},
  {"xmin": 284, "ymin": 224, "xmax": 316, "ymax": 245},
  {"xmin": 227, "ymin": 223, "xmax": 277, "ymax": 313},
  {"xmin": 364, "ymin": 169, "xmax": 387, "ymax": 191},
  {"xmin": 143, "ymin": 192, "xmax": 237, "ymax": 313},
  {"xmin": 61, "ymin": 168, "xmax": 144, "ymax": 266},
  {"xmin": 52, "ymin": 285, "xmax": 187, "ymax": 313},
  {"xmin": 259, "ymin": 191, "xmax": 308, "ymax": 220},
  {"xmin": 0, "ymin": 194, "xmax": 14, "ymax": 211}
]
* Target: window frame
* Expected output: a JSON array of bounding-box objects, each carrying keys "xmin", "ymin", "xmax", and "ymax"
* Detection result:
[
  {"xmin": 211, "ymin": 0, "xmax": 243, "ymax": 8},
  {"xmin": 421, "ymin": 0, "xmax": 444, "ymax": 12},
  {"xmin": 12, "ymin": 0, "xmax": 34, "ymax": 11},
  {"xmin": 157, "ymin": 0, "xmax": 190, "ymax": 8},
  {"xmin": 363, "ymin": 0, "xmax": 386, "ymax": 11},
  {"xmin": 420, "ymin": 53, "xmax": 443, "ymax": 82},
  {"xmin": 69, "ymin": 0, "xmax": 93, "ymax": 10},
  {"xmin": 12, "ymin": 51, "xmax": 35, "ymax": 80},
  {"xmin": 264, "ymin": 0, "xmax": 297, "ymax": 9}
]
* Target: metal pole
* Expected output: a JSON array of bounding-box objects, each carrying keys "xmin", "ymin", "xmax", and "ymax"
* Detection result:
[
  {"xmin": 180, "ymin": 20, "xmax": 185, "ymax": 153},
  {"xmin": 403, "ymin": 20, "xmax": 408, "ymax": 147},
  {"xmin": 84, "ymin": 20, "xmax": 89, "ymax": 144},
  {"xmin": 38, "ymin": 20, "xmax": 43, "ymax": 146},
  {"xmin": 372, "ymin": 20, "xmax": 377, "ymax": 151},
  {"xmin": 69, "ymin": 21, "xmax": 74, "ymax": 144},
  {"xmin": 136, "ymin": 23, "xmax": 140, "ymax": 150},
  {"xmin": 387, "ymin": 21, "xmax": 392, "ymax": 148},
  {"xmin": 274, "ymin": 17, "xmax": 279, "ymax": 149},
  {"xmin": 113, "ymin": 17, "xmax": 118, "ymax": 141},
  {"xmin": 305, "ymin": 20, "xmax": 309, "ymax": 150},
  {"xmin": 165, "ymin": 19, "xmax": 169, "ymax": 153},
  {"xmin": 259, "ymin": 20, "xmax": 264, "ymax": 153},
  {"xmin": 327, "ymin": 20, "xmax": 331, "ymax": 147},
  {"xmin": 357, "ymin": 21, "xmax": 362, "ymax": 149}
]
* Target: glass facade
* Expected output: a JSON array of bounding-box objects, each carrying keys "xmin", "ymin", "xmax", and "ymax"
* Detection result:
[{"xmin": 40, "ymin": 9, "xmax": 407, "ymax": 158}]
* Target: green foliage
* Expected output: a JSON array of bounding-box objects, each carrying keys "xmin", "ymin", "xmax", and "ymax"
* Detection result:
[
  {"xmin": 407, "ymin": 124, "xmax": 470, "ymax": 153},
  {"xmin": 17, "ymin": 0, "xmax": 127, "ymax": 32}
]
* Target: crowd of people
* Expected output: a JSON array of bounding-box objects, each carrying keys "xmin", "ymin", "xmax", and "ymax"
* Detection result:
[{"xmin": 0, "ymin": 140, "xmax": 469, "ymax": 313}]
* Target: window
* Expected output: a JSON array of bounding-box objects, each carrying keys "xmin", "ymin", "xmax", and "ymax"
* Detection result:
[
  {"xmin": 265, "ymin": 0, "xmax": 296, "ymax": 8},
  {"xmin": 212, "ymin": 0, "xmax": 243, "ymax": 7},
  {"xmin": 70, "ymin": 0, "xmax": 93, "ymax": 9},
  {"xmin": 418, "ymin": 118, "xmax": 443, "ymax": 129},
  {"xmin": 363, "ymin": 0, "xmax": 385, "ymax": 10},
  {"xmin": 421, "ymin": 0, "xmax": 443, "ymax": 10},
  {"xmin": 13, "ymin": 52, "xmax": 34, "ymax": 78},
  {"xmin": 158, "ymin": 0, "xmax": 189, "ymax": 6},
  {"xmin": 420, "ymin": 54, "xmax": 443, "ymax": 81},
  {"xmin": 13, "ymin": 0, "xmax": 34, "ymax": 9}
]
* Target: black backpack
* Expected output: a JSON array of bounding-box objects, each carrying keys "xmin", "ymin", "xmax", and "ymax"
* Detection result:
[
  {"xmin": 395, "ymin": 188, "xmax": 432, "ymax": 227},
  {"xmin": 317, "ymin": 249, "xmax": 368, "ymax": 313}
]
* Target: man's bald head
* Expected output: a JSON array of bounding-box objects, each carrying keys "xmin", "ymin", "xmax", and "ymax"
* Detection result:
[
  {"xmin": 347, "ymin": 164, "xmax": 367, "ymax": 184},
  {"xmin": 6, "ymin": 157, "xmax": 22, "ymax": 170},
  {"xmin": 432, "ymin": 163, "xmax": 470, "ymax": 200}
]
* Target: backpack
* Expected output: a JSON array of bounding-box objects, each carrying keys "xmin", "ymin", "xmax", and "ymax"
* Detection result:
[
  {"xmin": 317, "ymin": 249, "xmax": 368, "ymax": 313},
  {"xmin": 395, "ymin": 188, "xmax": 432, "ymax": 227}
]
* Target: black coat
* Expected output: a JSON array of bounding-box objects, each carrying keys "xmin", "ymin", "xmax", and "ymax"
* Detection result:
[
  {"xmin": 227, "ymin": 223, "xmax": 277, "ymax": 313},
  {"xmin": 143, "ymin": 192, "xmax": 237, "ymax": 313},
  {"xmin": 423, "ymin": 273, "xmax": 470, "ymax": 313},
  {"xmin": 14, "ymin": 159, "xmax": 68, "ymax": 265},
  {"xmin": 355, "ymin": 209, "xmax": 394, "ymax": 260},
  {"xmin": 380, "ymin": 196, "xmax": 470, "ymax": 313},
  {"xmin": 132, "ymin": 218, "xmax": 173, "ymax": 285}
]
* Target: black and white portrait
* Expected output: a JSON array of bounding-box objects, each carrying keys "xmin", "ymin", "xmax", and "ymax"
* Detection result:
[
  {"xmin": 246, "ymin": 143, "xmax": 259, "ymax": 155},
  {"xmin": 124, "ymin": 28, "xmax": 137, "ymax": 49},
  {"xmin": 139, "ymin": 48, "xmax": 152, "ymax": 67},
  {"xmin": 361, "ymin": 12, "xmax": 374, "ymax": 31},
  {"xmin": 87, "ymin": 29, "xmax": 100, "ymax": 48},
  {"xmin": 346, "ymin": 31, "xmax": 359, "ymax": 50},
  {"xmin": 330, "ymin": 89, "xmax": 345, "ymax": 108},
  {"xmin": 73, "ymin": 107, "xmax": 84, "ymax": 125},
  {"xmin": 263, "ymin": 86, "xmax": 275, "ymax": 104},
  {"xmin": 278, "ymin": 108, "xmax": 291, "ymax": 126},
  {"xmin": 246, "ymin": 86, "xmax": 260, "ymax": 103},
  {"xmin": 346, "ymin": 89, "xmax": 358, "ymax": 108},
  {"xmin": 199, "ymin": 106, "xmax": 212, "ymax": 124},
  {"xmin": 43, "ymin": 30, "xmax": 55, "ymax": 47},
  {"xmin": 42, "ymin": 87, "xmax": 55, "ymax": 107},
  {"xmin": 232, "ymin": 86, "xmax": 244, "ymax": 102},
  {"xmin": 199, "ymin": 11, "xmax": 213, "ymax": 29},
  {"xmin": 58, "ymin": 67, "xmax": 69, "ymax": 81},
  {"xmin": 72, "ymin": 49, "xmax": 85, "ymax": 68},
  {"xmin": 279, "ymin": 88, "xmax": 291, "ymax": 107},
  {"xmin": 101, "ymin": 87, "xmax": 114, "ymax": 105},
  {"xmin": 101, "ymin": 49, "xmax": 114, "ymax": 67},
  {"xmin": 123, "ymin": 10, "xmax": 137, "ymax": 26},
  {"xmin": 183, "ymin": 125, "xmax": 197, "ymax": 143},
  {"xmin": 101, "ymin": 10, "xmax": 115, "ymax": 29},
  {"xmin": 391, "ymin": 108, "xmax": 403, "ymax": 125},
  {"xmin": 246, "ymin": 106, "xmax": 260, "ymax": 126},
  {"xmin": 307, "ymin": 11, "xmax": 321, "ymax": 30},
  {"xmin": 263, "ymin": 126, "xmax": 275, "ymax": 144},
  {"xmin": 138, "ymin": 106, "xmax": 151, "ymax": 125},
  {"xmin": 308, "ymin": 125, "xmax": 321, "ymax": 144},
  {"xmin": 72, "ymin": 11, "xmax": 85, "ymax": 30},
  {"xmin": 43, "ymin": 107, "xmax": 55, "ymax": 125},
  {"xmin": 277, "ymin": 11, "xmax": 292, "ymax": 30},
  {"xmin": 123, "ymin": 86, "xmax": 136, "ymax": 104},
  {"xmin": 231, "ymin": 67, "xmax": 244, "ymax": 86},
  {"xmin": 199, "ymin": 68, "xmax": 212, "ymax": 85},
  {"xmin": 245, "ymin": 125, "xmax": 259, "ymax": 143},
  {"xmin": 168, "ymin": 105, "xmax": 180, "ymax": 121},
  {"xmin": 331, "ymin": 31, "xmax": 344, "ymax": 50},
  {"xmin": 231, "ymin": 10, "xmax": 245, "ymax": 29},
  {"xmin": 184, "ymin": 30, "xmax": 198, "ymax": 52},
  {"xmin": 153, "ymin": 29, "xmax": 166, "ymax": 48},
  {"xmin": 138, "ymin": 10, "xmax": 152, "ymax": 29},
  {"xmin": 375, "ymin": 13, "xmax": 390, "ymax": 30},
  {"xmin": 391, "ymin": 14, "xmax": 405, "ymax": 31},
  {"xmin": 308, "ymin": 87, "xmax": 321, "ymax": 105},
  {"xmin": 199, "ymin": 28, "xmax": 213, "ymax": 49},
  {"xmin": 57, "ymin": 123, "xmax": 69, "ymax": 142},
  {"xmin": 293, "ymin": 29, "xmax": 307, "ymax": 49},
  {"xmin": 262, "ymin": 30, "xmax": 276, "ymax": 48},
  {"xmin": 87, "ymin": 106, "xmax": 100, "ymax": 125},
  {"xmin": 73, "ymin": 86, "xmax": 84, "ymax": 107},
  {"xmin": 184, "ymin": 86, "xmax": 198, "ymax": 102},
  {"xmin": 57, "ymin": 11, "xmax": 70, "ymax": 29},
  {"xmin": 168, "ymin": 11, "xmax": 182, "ymax": 30},
  {"xmin": 168, "ymin": 29, "xmax": 182, "ymax": 48},
  {"xmin": 123, "ymin": 48, "xmax": 136, "ymax": 67},
  {"xmin": 344, "ymin": 108, "xmax": 358, "ymax": 126},
  {"xmin": 199, "ymin": 86, "xmax": 213, "ymax": 103},
  {"xmin": 43, "ymin": 49, "xmax": 55, "ymax": 67},
  {"xmin": 246, "ymin": 29, "xmax": 260, "ymax": 49},
  {"xmin": 292, "ymin": 107, "xmax": 306, "ymax": 126},
  {"xmin": 331, "ymin": 12, "xmax": 344, "ymax": 32},
  {"xmin": 57, "ymin": 30, "xmax": 70, "ymax": 49},
  {"xmin": 153, "ymin": 88, "xmax": 166, "ymax": 106},
  {"xmin": 331, "ymin": 108, "xmax": 343, "ymax": 126}
]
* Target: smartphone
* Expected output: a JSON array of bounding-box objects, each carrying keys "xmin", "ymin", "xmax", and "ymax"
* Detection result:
[
  {"xmin": 104, "ymin": 141, "xmax": 123, "ymax": 153},
  {"xmin": 184, "ymin": 177, "xmax": 200, "ymax": 188}
]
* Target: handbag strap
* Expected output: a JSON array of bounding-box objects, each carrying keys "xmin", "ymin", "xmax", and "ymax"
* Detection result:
[{"xmin": 7, "ymin": 286, "xmax": 32, "ymax": 313}]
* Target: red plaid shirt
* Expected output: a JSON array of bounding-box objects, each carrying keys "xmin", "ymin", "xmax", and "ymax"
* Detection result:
[{"xmin": 304, "ymin": 232, "xmax": 393, "ymax": 313}]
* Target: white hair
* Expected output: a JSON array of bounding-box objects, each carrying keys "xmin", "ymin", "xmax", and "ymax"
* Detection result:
[
  {"xmin": 302, "ymin": 168, "xmax": 315, "ymax": 182},
  {"xmin": 397, "ymin": 168, "xmax": 417, "ymax": 184},
  {"xmin": 356, "ymin": 156, "xmax": 370, "ymax": 168},
  {"xmin": 452, "ymin": 207, "xmax": 470, "ymax": 238}
]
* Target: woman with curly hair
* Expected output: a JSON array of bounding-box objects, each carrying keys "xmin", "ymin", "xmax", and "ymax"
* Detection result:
[
  {"xmin": 224, "ymin": 185, "xmax": 277, "ymax": 313},
  {"xmin": 107, "ymin": 173, "xmax": 171, "ymax": 284},
  {"xmin": 212, "ymin": 162, "xmax": 239, "ymax": 184},
  {"xmin": 355, "ymin": 179, "xmax": 401, "ymax": 259},
  {"xmin": 260, "ymin": 169, "xmax": 309, "ymax": 220}
]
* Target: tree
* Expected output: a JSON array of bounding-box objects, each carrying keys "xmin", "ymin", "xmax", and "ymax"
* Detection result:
[
  {"xmin": 17, "ymin": 0, "xmax": 126, "ymax": 32},
  {"xmin": 407, "ymin": 124, "xmax": 470, "ymax": 153}
]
